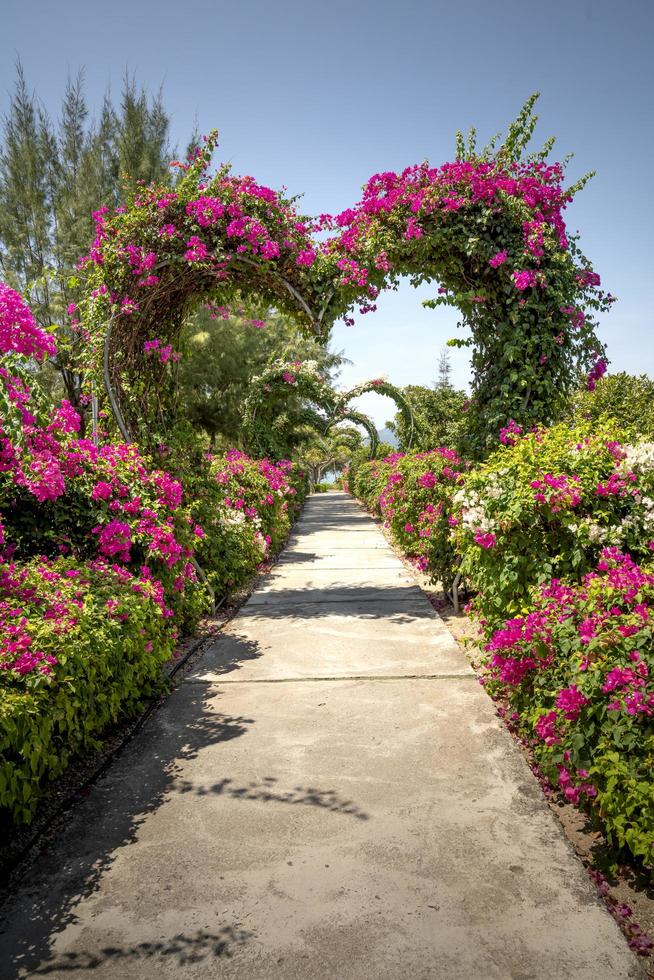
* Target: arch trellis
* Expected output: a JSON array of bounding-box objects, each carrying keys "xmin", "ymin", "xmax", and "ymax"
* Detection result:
[
  {"xmin": 79, "ymin": 98, "xmax": 611, "ymax": 458},
  {"xmin": 101, "ymin": 256, "xmax": 326, "ymax": 443},
  {"xmin": 323, "ymin": 409, "xmax": 379, "ymax": 458},
  {"xmin": 303, "ymin": 423, "xmax": 370, "ymax": 484},
  {"xmin": 79, "ymin": 131, "xmax": 332, "ymax": 446},
  {"xmin": 334, "ymin": 378, "xmax": 414, "ymax": 451},
  {"xmin": 244, "ymin": 363, "xmax": 414, "ymax": 460},
  {"xmin": 242, "ymin": 360, "xmax": 339, "ymax": 458}
]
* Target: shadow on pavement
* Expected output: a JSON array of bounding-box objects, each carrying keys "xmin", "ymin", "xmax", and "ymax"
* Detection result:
[
  {"xmin": 25, "ymin": 927, "xmax": 253, "ymax": 974},
  {"xmin": 174, "ymin": 775, "xmax": 370, "ymax": 820},
  {"xmin": 0, "ymin": 638, "xmax": 257, "ymax": 979},
  {"xmin": 1, "ymin": 632, "xmax": 372, "ymax": 977},
  {"xmin": 242, "ymin": 583, "xmax": 433, "ymax": 619}
]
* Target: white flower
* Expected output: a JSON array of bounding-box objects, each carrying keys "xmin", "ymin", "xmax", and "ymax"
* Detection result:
[
  {"xmin": 622, "ymin": 443, "xmax": 654, "ymax": 473},
  {"xmin": 587, "ymin": 523, "xmax": 606, "ymax": 543}
]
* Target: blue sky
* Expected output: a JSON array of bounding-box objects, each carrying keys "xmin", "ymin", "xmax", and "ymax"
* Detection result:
[{"xmin": 3, "ymin": 0, "xmax": 653, "ymax": 426}]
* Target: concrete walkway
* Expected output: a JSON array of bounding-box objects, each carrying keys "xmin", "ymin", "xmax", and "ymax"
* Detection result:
[{"xmin": 1, "ymin": 492, "xmax": 643, "ymax": 979}]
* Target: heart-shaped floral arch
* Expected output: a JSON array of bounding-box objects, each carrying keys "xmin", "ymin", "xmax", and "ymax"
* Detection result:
[
  {"xmin": 332, "ymin": 379, "xmax": 414, "ymax": 451},
  {"xmin": 77, "ymin": 94, "xmax": 611, "ymax": 457},
  {"xmin": 242, "ymin": 360, "xmax": 338, "ymax": 458}
]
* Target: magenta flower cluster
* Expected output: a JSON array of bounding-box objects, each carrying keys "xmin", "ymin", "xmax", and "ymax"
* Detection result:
[
  {"xmin": 499, "ymin": 419, "xmax": 522, "ymax": 446},
  {"xmin": 0, "ymin": 282, "xmax": 56, "ymax": 361},
  {"xmin": 351, "ymin": 448, "xmax": 465, "ymax": 580},
  {"xmin": 482, "ymin": 547, "xmax": 654, "ymax": 864}
]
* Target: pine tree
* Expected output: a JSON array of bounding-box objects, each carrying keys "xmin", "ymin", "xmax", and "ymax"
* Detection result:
[
  {"xmin": 117, "ymin": 75, "xmax": 172, "ymax": 191},
  {"xmin": 436, "ymin": 347, "xmax": 453, "ymax": 390},
  {"xmin": 0, "ymin": 64, "xmax": 177, "ymax": 418}
]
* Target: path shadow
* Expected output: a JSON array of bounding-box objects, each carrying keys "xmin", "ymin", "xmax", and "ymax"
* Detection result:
[
  {"xmin": 0, "ymin": 640, "xmax": 257, "ymax": 979},
  {"xmin": 195, "ymin": 631, "xmax": 264, "ymax": 676},
  {"xmin": 0, "ymin": 633, "xmax": 371, "ymax": 978},
  {"xmin": 278, "ymin": 550, "xmax": 390, "ymax": 564},
  {"xmin": 276, "ymin": 551, "xmax": 320, "ymax": 564},
  {"xmin": 242, "ymin": 583, "xmax": 435, "ymax": 621},
  {"xmin": 174, "ymin": 775, "xmax": 369, "ymax": 821},
  {"xmin": 25, "ymin": 927, "xmax": 253, "ymax": 974},
  {"xmin": 295, "ymin": 516, "xmax": 373, "ymax": 528}
]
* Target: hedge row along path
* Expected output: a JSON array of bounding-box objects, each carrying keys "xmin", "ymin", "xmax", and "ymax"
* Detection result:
[{"xmin": 1, "ymin": 493, "xmax": 642, "ymax": 979}]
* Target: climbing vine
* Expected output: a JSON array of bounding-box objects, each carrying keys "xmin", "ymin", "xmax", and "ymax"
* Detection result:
[
  {"xmin": 75, "ymin": 133, "xmax": 325, "ymax": 441},
  {"xmin": 314, "ymin": 95, "xmax": 613, "ymax": 454},
  {"xmin": 324, "ymin": 408, "xmax": 379, "ymax": 458},
  {"xmin": 242, "ymin": 364, "xmax": 411, "ymax": 459}
]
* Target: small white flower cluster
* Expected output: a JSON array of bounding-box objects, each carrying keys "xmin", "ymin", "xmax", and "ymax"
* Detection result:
[
  {"xmin": 638, "ymin": 495, "xmax": 654, "ymax": 528},
  {"xmin": 482, "ymin": 471, "xmax": 505, "ymax": 501},
  {"xmin": 453, "ymin": 487, "xmax": 495, "ymax": 532},
  {"xmin": 622, "ymin": 443, "xmax": 654, "ymax": 473},
  {"xmin": 587, "ymin": 522, "xmax": 607, "ymax": 543},
  {"xmin": 573, "ymin": 503, "xmax": 654, "ymax": 548},
  {"xmin": 220, "ymin": 508, "xmax": 246, "ymax": 527}
]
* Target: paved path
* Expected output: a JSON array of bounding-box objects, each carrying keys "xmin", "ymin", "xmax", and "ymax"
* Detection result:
[{"xmin": 1, "ymin": 492, "xmax": 643, "ymax": 979}]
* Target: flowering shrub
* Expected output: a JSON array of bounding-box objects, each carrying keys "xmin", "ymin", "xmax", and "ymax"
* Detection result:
[
  {"xmin": 482, "ymin": 549, "xmax": 654, "ymax": 864},
  {"xmin": 0, "ymin": 283, "xmax": 210, "ymax": 629},
  {"xmin": 192, "ymin": 450, "xmax": 306, "ymax": 594},
  {"xmin": 453, "ymin": 422, "xmax": 654, "ymax": 630},
  {"xmin": 349, "ymin": 448, "xmax": 466, "ymax": 590},
  {"xmin": 1, "ymin": 286, "xmax": 307, "ymax": 824},
  {"xmin": 0, "ymin": 556, "xmax": 174, "ymax": 823},
  {"xmin": 0, "ymin": 282, "xmax": 56, "ymax": 361},
  {"xmin": 9, "ymin": 441, "xmax": 211, "ymax": 628}
]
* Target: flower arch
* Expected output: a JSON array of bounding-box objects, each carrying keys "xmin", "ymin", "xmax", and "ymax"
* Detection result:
[
  {"xmin": 77, "ymin": 133, "xmax": 327, "ymax": 442},
  {"xmin": 323, "ymin": 408, "xmax": 379, "ymax": 458},
  {"xmin": 314, "ymin": 95, "xmax": 612, "ymax": 454},
  {"xmin": 242, "ymin": 359, "xmax": 338, "ymax": 457},
  {"xmin": 78, "ymin": 97, "xmax": 611, "ymax": 457},
  {"xmin": 334, "ymin": 378, "xmax": 414, "ymax": 450}
]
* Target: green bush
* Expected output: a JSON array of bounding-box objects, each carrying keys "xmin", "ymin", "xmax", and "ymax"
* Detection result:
[
  {"xmin": 0, "ymin": 557, "xmax": 175, "ymax": 824},
  {"xmin": 453, "ymin": 422, "xmax": 654, "ymax": 630},
  {"xmin": 349, "ymin": 448, "xmax": 465, "ymax": 590},
  {"xmin": 568, "ymin": 372, "xmax": 654, "ymax": 440}
]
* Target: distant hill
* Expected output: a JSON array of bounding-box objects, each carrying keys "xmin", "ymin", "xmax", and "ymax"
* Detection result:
[{"xmin": 378, "ymin": 427, "xmax": 399, "ymax": 447}]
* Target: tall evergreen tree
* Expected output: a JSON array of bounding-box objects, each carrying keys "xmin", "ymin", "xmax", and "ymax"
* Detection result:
[
  {"xmin": 0, "ymin": 63, "xmax": 177, "ymax": 417},
  {"xmin": 436, "ymin": 346, "xmax": 453, "ymax": 390}
]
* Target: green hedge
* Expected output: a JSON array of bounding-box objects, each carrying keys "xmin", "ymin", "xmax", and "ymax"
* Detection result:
[{"xmin": 0, "ymin": 558, "xmax": 175, "ymax": 824}]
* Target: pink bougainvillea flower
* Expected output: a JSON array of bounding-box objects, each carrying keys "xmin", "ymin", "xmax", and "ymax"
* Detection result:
[{"xmin": 0, "ymin": 282, "xmax": 57, "ymax": 360}]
